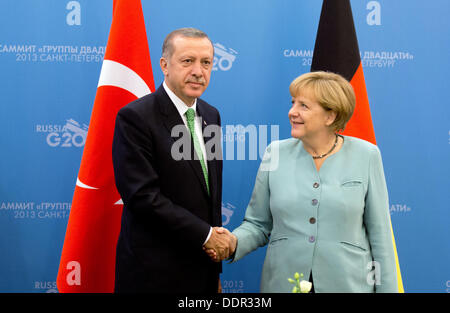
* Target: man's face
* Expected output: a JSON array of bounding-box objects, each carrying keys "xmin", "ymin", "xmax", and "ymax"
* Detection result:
[{"xmin": 160, "ymin": 35, "xmax": 214, "ymax": 106}]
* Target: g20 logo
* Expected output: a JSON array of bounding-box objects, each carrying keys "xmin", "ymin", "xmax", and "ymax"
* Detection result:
[
  {"xmin": 222, "ymin": 202, "xmax": 236, "ymax": 226},
  {"xmin": 46, "ymin": 119, "xmax": 88, "ymax": 148},
  {"xmin": 213, "ymin": 43, "xmax": 238, "ymax": 72}
]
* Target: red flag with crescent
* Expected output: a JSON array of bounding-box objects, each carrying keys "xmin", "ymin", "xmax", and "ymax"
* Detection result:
[{"xmin": 57, "ymin": 0, "xmax": 155, "ymax": 292}]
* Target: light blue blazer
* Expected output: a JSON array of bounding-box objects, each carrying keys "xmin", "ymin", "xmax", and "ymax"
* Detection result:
[{"xmin": 231, "ymin": 136, "xmax": 398, "ymax": 293}]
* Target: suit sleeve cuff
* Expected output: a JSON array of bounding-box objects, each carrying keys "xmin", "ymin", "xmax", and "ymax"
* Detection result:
[{"xmin": 203, "ymin": 227, "xmax": 213, "ymax": 246}]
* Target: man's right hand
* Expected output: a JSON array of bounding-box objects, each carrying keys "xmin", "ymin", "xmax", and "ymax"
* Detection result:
[{"xmin": 203, "ymin": 227, "xmax": 237, "ymax": 262}]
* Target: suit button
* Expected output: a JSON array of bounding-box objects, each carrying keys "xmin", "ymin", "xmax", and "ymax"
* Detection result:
[
  {"xmin": 309, "ymin": 217, "xmax": 316, "ymax": 224},
  {"xmin": 309, "ymin": 236, "xmax": 315, "ymax": 243},
  {"xmin": 312, "ymin": 199, "xmax": 318, "ymax": 206},
  {"xmin": 313, "ymin": 182, "xmax": 319, "ymax": 188}
]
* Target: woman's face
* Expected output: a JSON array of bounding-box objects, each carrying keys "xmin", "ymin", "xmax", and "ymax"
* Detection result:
[{"xmin": 288, "ymin": 92, "xmax": 335, "ymax": 140}]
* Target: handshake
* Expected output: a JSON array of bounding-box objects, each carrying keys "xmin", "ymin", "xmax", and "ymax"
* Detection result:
[{"xmin": 203, "ymin": 227, "xmax": 237, "ymax": 262}]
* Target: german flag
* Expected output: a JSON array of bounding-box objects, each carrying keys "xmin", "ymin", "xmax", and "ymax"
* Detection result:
[
  {"xmin": 311, "ymin": 0, "xmax": 375, "ymax": 144},
  {"xmin": 311, "ymin": 0, "xmax": 404, "ymax": 292}
]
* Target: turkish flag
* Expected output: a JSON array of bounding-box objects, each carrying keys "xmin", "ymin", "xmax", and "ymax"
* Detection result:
[
  {"xmin": 57, "ymin": 0, "xmax": 155, "ymax": 292},
  {"xmin": 310, "ymin": 0, "xmax": 404, "ymax": 292}
]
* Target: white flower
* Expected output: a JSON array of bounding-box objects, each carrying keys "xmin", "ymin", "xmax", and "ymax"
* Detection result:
[
  {"xmin": 299, "ymin": 280, "xmax": 312, "ymax": 293},
  {"xmin": 288, "ymin": 272, "xmax": 313, "ymax": 293}
]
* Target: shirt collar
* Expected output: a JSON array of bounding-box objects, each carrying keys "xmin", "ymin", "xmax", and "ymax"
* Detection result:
[{"xmin": 163, "ymin": 81, "xmax": 197, "ymax": 117}]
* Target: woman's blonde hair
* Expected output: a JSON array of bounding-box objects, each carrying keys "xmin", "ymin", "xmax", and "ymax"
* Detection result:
[{"xmin": 289, "ymin": 71, "xmax": 355, "ymax": 132}]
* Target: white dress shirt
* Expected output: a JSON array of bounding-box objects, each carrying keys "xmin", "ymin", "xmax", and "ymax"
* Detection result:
[{"xmin": 162, "ymin": 81, "xmax": 212, "ymax": 245}]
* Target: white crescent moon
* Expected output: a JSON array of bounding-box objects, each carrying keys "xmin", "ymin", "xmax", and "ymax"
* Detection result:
[
  {"xmin": 76, "ymin": 177, "xmax": 98, "ymax": 190},
  {"xmin": 97, "ymin": 59, "xmax": 152, "ymax": 98},
  {"xmin": 76, "ymin": 59, "xmax": 152, "ymax": 194}
]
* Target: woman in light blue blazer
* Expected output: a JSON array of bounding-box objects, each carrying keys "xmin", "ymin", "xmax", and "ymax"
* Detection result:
[{"xmin": 207, "ymin": 71, "xmax": 398, "ymax": 293}]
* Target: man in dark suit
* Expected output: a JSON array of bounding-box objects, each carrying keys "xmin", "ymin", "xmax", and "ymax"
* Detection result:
[{"xmin": 112, "ymin": 28, "xmax": 235, "ymax": 293}]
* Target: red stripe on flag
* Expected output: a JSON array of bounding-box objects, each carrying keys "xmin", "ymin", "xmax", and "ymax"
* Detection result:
[{"xmin": 342, "ymin": 62, "xmax": 377, "ymax": 145}]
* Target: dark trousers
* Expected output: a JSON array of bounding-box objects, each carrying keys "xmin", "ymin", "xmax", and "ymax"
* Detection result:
[
  {"xmin": 205, "ymin": 272, "xmax": 219, "ymax": 294},
  {"xmin": 309, "ymin": 273, "xmax": 315, "ymax": 293}
]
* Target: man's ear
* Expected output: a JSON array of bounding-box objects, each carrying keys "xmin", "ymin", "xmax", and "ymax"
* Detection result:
[{"xmin": 160, "ymin": 57, "xmax": 168, "ymax": 76}]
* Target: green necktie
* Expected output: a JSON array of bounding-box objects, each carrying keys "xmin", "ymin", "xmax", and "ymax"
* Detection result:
[{"xmin": 185, "ymin": 108, "xmax": 209, "ymax": 195}]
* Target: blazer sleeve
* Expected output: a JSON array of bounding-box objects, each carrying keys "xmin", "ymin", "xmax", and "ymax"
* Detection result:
[
  {"xmin": 363, "ymin": 146, "xmax": 398, "ymax": 292},
  {"xmin": 112, "ymin": 106, "xmax": 211, "ymax": 247},
  {"xmin": 231, "ymin": 142, "xmax": 276, "ymax": 262}
]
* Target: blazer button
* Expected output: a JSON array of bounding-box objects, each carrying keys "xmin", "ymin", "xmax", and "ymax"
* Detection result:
[
  {"xmin": 313, "ymin": 182, "xmax": 320, "ymax": 188},
  {"xmin": 309, "ymin": 236, "xmax": 315, "ymax": 243},
  {"xmin": 312, "ymin": 199, "xmax": 318, "ymax": 206},
  {"xmin": 309, "ymin": 217, "xmax": 316, "ymax": 224}
]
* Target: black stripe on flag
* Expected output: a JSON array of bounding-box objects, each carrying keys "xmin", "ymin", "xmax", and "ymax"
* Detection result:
[{"xmin": 311, "ymin": 0, "xmax": 361, "ymax": 82}]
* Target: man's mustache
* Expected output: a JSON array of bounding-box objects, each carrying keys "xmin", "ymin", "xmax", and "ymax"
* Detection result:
[{"xmin": 185, "ymin": 77, "xmax": 206, "ymax": 85}]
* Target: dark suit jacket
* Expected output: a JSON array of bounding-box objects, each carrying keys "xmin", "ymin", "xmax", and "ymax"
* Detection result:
[{"xmin": 112, "ymin": 84, "xmax": 223, "ymax": 293}]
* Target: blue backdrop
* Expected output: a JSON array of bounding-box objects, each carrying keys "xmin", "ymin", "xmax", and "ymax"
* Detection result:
[{"xmin": 0, "ymin": 0, "xmax": 449, "ymax": 293}]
